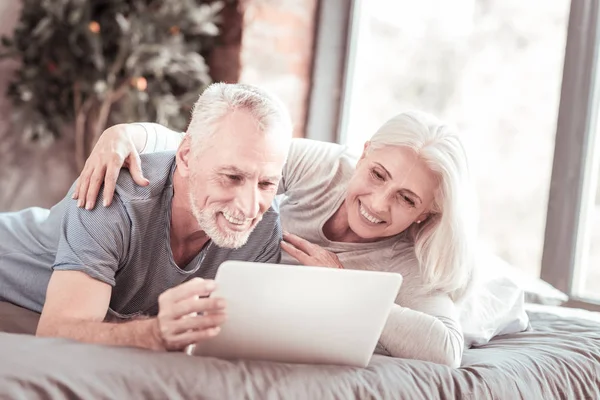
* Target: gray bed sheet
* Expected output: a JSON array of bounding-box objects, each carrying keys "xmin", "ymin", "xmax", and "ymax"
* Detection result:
[{"xmin": 0, "ymin": 302, "xmax": 599, "ymax": 400}]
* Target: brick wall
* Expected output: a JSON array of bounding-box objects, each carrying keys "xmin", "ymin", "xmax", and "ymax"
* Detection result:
[
  {"xmin": 238, "ymin": 0, "xmax": 318, "ymax": 138},
  {"xmin": 209, "ymin": 0, "xmax": 319, "ymax": 138}
]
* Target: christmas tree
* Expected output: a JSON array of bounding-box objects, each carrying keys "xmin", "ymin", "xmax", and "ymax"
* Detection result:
[{"xmin": 0, "ymin": 0, "xmax": 229, "ymax": 169}]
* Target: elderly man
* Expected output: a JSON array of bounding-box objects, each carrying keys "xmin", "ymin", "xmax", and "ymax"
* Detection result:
[{"xmin": 0, "ymin": 83, "xmax": 292, "ymax": 351}]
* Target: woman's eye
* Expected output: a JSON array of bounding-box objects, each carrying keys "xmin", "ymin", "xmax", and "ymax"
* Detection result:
[
  {"xmin": 227, "ymin": 175, "xmax": 242, "ymax": 182},
  {"xmin": 403, "ymin": 196, "xmax": 416, "ymax": 207},
  {"xmin": 371, "ymin": 169, "xmax": 384, "ymax": 180}
]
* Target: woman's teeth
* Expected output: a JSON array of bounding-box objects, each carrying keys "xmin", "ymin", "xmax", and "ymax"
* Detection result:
[{"xmin": 359, "ymin": 203, "xmax": 383, "ymax": 224}]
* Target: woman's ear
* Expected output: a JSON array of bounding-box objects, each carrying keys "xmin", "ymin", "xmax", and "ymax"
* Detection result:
[
  {"xmin": 176, "ymin": 136, "xmax": 192, "ymax": 178},
  {"xmin": 360, "ymin": 141, "xmax": 371, "ymax": 161},
  {"xmin": 415, "ymin": 212, "xmax": 431, "ymax": 224}
]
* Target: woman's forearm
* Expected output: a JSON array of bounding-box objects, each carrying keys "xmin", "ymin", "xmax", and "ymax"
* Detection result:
[
  {"xmin": 377, "ymin": 304, "xmax": 463, "ymax": 367},
  {"xmin": 132, "ymin": 123, "xmax": 185, "ymax": 154}
]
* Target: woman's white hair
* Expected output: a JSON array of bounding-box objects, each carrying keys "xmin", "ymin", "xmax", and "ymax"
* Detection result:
[
  {"xmin": 186, "ymin": 82, "xmax": 293, "ymax": 153},
  {"xmin": 368, "ymin": 110, "xmax": 478, "ymax": 300}
]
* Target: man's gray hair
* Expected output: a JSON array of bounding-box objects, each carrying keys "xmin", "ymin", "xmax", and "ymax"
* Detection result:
[{"xmin": 186, "ymin": 82, "xmax": 293, "ymax": 151}]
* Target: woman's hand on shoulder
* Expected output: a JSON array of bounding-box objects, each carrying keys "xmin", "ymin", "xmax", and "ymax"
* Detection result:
[
  {"xmin": 281, "ymin": 232, "xmax": 344, "ymax": 269},
  {"xmin": 73, "ymin": 124, "xmax": 149, "ymax": 210}
]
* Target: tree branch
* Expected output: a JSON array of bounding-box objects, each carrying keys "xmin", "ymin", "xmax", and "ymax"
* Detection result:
[{"xmin": 75, "ymin": 96, "xmax": 94, "ymax": 172}]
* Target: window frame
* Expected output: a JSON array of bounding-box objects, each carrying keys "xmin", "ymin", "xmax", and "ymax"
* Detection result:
[
  {"xmin": 540, "ymin": 0, "xmax": 600, "ymax": 310},
  {"xmin": 305, "ymin": 0, "xmax": 359, "ymax": 143}
]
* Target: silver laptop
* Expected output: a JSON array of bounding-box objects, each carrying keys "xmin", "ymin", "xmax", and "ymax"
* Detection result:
[{"xmin": 188, "ymin": 261, "xmax": 402, "ymax": 367}]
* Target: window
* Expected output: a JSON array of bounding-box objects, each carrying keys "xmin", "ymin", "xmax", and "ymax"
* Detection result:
[
  {"xmin": 341, "ymin": 0, "xmax": 570, "ymax": 278},
  {"xmin": 579, "ymin": 147, "xmax": 600, "ymax": 300},
  {"xmin": 308, "ymin": 0, "xmax": 600, "ymax": 309}
]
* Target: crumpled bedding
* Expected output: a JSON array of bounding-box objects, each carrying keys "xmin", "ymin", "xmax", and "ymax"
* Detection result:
[{"xmin": 1, "ymin": 302, "xmax": 599, "ymax": 400}]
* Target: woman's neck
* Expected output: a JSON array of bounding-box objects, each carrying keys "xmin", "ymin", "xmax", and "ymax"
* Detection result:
[{"xmin": 323, "ymin": 200, "xmax": 371, "ymax": 243}]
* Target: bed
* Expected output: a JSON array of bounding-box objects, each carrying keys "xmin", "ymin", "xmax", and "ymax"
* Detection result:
[{"xmin": 1, "ymin": 301, "xmax": 599, "ymax": 399}]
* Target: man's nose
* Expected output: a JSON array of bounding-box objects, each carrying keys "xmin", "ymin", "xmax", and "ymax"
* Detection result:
[{"xmin": 238, "ymin": 183, "xmax": 260, "ymax": 219}]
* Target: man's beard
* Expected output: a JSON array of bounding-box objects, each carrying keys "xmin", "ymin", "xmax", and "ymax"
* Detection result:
[{"xmin": 188, "ymin": 190, "xmax": 258, "ymax": 249}]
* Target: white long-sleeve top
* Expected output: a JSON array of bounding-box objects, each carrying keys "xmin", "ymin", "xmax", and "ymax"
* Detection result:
[{"xmin": 141, "ymin": 125, "xmax": 464, "ymax": 367}]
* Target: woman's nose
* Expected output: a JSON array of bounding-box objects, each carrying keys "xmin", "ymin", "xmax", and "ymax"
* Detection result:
[{"xmin": 370, "ymin": 190, "xmax": 390, "ymax": 213}]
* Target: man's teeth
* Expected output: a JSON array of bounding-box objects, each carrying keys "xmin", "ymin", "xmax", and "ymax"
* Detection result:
[
  {"xmin": 359, "ymin": 204, "xmax": 383, "ymax": 224},
  {"xmin": 223, "ymin": 212, "xmax": 246, "ymax": 225}
]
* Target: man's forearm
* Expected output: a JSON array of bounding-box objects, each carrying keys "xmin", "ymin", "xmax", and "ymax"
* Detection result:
[{"xmin": 37, "ymin": 317, "xmax": 163, "ymax": 351}]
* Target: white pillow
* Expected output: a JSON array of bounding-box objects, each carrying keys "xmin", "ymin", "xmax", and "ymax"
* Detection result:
[
  {"xmin": 458, "ymin": 251, "xmax": 533, "ymax": 347},
  {"xmin": 498, "ymin": 260, "xmax": 568, "ymax": 306}
]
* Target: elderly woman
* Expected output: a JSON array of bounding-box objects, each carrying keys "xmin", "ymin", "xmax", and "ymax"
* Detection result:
[{"xmin": 75, "ymin": 110, "xmax": 477, "ymax": 367}]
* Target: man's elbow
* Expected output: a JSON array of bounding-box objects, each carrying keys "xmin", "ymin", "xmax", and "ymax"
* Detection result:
[{"xmin": 35, "ymin": 318, "xmax": 58, "ymax": 337}]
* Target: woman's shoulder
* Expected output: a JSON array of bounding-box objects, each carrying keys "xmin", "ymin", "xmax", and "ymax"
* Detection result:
[
  {"xmin": 289, "ymin": 138, "xmax": 350, "ymax": 163},
  {"xmin": 284, "ymin": 139, "xmax": 357, "ymax": 188}
]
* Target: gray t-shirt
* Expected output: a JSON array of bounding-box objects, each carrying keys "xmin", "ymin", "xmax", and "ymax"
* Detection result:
[{"xmin": 0, "ymin": 152, "xmax": 281, "ymax": 318}]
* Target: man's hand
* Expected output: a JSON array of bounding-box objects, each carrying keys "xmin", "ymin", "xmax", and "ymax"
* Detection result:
[
  {"xmin": 280, "ymin": 231, "xmax": 344, "ymax": 269},
  {"xmin": 153, "ymin": 278, "xmax": 227, "ymax": 351},
  {"xmin": 74, "ymin": 124, "xmax": 149, "ymax": 210}
]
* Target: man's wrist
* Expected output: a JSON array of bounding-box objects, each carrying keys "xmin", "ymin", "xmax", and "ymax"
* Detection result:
[{"xmin": 147, "ymin": 317, "xmax": 166, "ymax": 351}]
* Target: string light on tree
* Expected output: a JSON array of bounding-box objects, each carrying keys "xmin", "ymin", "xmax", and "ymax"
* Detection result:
[
  {"xmin": 134, "ymin": 77, "xmax": 148, "ymax": 91},
  {"xmin": 88, "ymin": 21, "xmax": 100, "ymax": 33}
]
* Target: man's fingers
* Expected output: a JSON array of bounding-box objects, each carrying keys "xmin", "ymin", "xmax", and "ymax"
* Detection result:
[
  {"xmin": 169, "ymin": 312, "xmax": 227, "ymax": 336},
  {"xmin": 161, "ymin": 278, "xmax": 217, "ymax": 304},
  {"xmin": 169, "ymin": 297, "xmax": 226, "ymax": 320},
  {"xmin": 282, "ymin": 232, "xmax": 314, "ymax": 254},
  {"xmin": 128, "ymin": 153, "xmax": 150, "ymax": 187},
  {"xmin": 165, "ymin": 327, "xmax": 221, "ymax": 351},
  {"xmin": 84, "ymin": 166, "xmax": 107, "ymax": 210}
]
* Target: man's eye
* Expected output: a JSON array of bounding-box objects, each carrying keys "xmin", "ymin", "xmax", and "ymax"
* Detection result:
[
  {"xmin": 259, "ymin": 182, "xmax": 275, "ymax": 189},
  {"xmin": 227, "ymin": 175, "xmax": 242, "ymax": 182}
]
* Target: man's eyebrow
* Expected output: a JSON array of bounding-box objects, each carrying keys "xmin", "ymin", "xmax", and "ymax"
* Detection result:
[
  {"xmin": 219, "ymin": 166, "xmax": 252, "ymax": 178},
  {"xmin": 262, "ymin": 175, "xmax": 281, "ymax": 182},
  {"xmin": 219, "ymin": 166, "xmax": 280, "ymax": 182}
]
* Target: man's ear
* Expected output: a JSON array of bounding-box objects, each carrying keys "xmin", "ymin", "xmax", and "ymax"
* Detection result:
[{"xmin": 176, "ymin": 136, "xmax": 192, "ymax": 178}]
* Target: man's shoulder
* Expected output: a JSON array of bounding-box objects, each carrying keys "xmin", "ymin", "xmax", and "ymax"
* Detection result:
[{"xmin": 113, "ymin": 152, "xmax": 176, "ymax": 203}]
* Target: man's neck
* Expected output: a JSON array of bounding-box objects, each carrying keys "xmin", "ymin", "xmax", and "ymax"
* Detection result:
[{"xmin": 170, "ymin": 168, "xmax": 210, "ymax": 254}]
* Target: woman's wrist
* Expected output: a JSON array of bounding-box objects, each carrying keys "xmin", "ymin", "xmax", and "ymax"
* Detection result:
[{"xmin": 129, "ymin": 123, "xmax": 152, "ymax": 153}]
